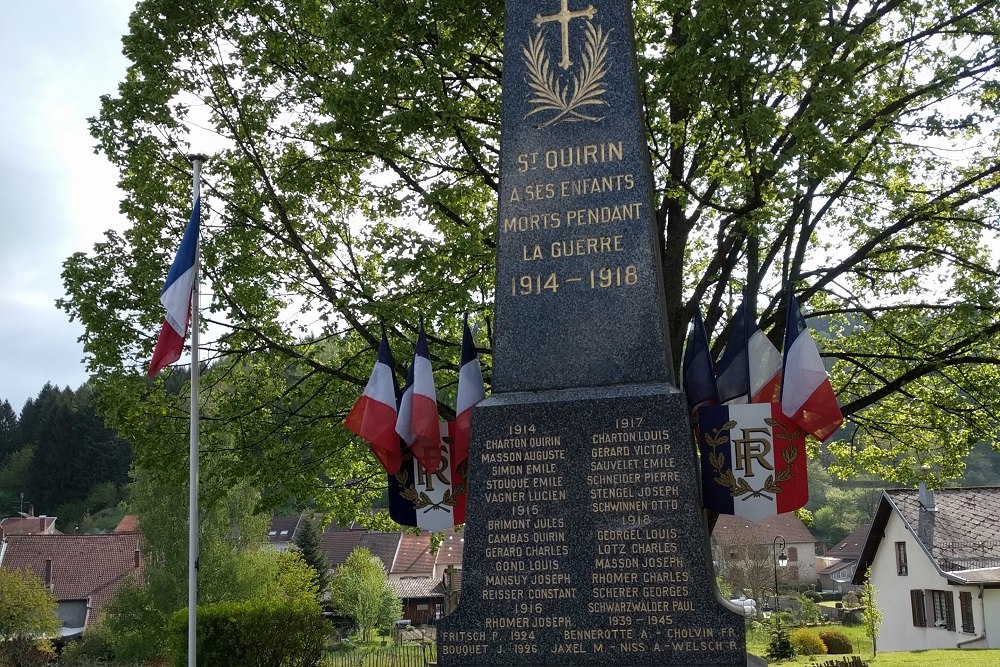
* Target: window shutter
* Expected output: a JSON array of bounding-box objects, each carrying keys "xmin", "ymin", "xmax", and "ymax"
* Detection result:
[
  {"xmin": 960, "ymin": 591, "xmax": 975, "ymax": 633},
  {"xmin": 945, "ymin": 591, "xmax": 956, "ymax": 631},
  {"xmin": 910, "ymin": 589, "xmax": 926, "ymax": 627}
]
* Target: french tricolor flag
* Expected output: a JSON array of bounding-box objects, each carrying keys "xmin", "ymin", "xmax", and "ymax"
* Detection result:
[
  {"xmin": 699, "ymin": 402, "xmax": 808, "ymax": 520},
  {"xmin": 396, "ymin": 323, "xmax": 443, "ymax": 473},
  {"xmin": 451, "ymin": 321, "xmax": 485, "ymax": 525},
  {"xmin": 781, "ymin": 294, "xmax": 844, "ymax": 443},
  {"xmin": 344, "ymin": 332, "xmax": 403, "ymax": 474},
  {"xmin": 716, "ymin": 301, "xmax": 750, "ymax": 405},
  {"xmin": 148, "ymin": 198, "xmax": 200, "ymax": 378},
  {"xmin": 682, "ymin": 309, "xmax": 719, "ymax": 415},
  {"xmin": 749, "ymin": 318, "xmax": 782, "ymax": 404}
]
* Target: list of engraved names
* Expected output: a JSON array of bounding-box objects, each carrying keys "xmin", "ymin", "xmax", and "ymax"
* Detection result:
[{"xmin": 438, "ymin": 414, "xmax": 741, "ymax": 658}]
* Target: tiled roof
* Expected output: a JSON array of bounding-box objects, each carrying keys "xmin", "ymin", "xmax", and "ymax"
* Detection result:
[
  {"xmin": 887, "ymin": 487, "xmax": 1000, "ymax": 572},
  {"xmin": 113, "ymin": 515, "xmax": 139, "ymax": 533},
  {"xmin": 392, "ymin": 532, "xmax": 437, "ymax": 575},
  {"xmin": 436, "ymin": 528, "xmax": 465, "ymax": 566},
  {"xmin": 854, "ymin": 487, "xmax": 1000, "ymax": 586},
  {"xmin": 321, "ymin": 523, "xmax": 371, "ymax": 567},
  {"xmin": 267, "ymin": 515, "xmax": 303, "ymax": 544},
  {"xmin": 827, "ymin": 524, "xmax": 871, "ymax": 558},
  {"xmin": 0, "ymin": 516, "xmax": 58, "ymax": 535},
  {"xmin": 319, "ymin": 523, "xmax": 464, "ymax": 574},
  {"xmin": 358, "ymin": 532, "xmax": 402, "ymax": 571},
  {"xmin": 389, "ymin": 577, "xmax": 444, "ymax": 600},
  {"xmin": 0, "ymin": 533, "xmax": 142, "ymax": 625},
  {"xmin": 712, "ymin": 512, "xmax": 816, "ymax": 547}
]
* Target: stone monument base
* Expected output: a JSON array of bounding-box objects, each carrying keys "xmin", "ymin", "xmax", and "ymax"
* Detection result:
[{"xmin": 438, "ymin": 384, "xmax": 747, "ymax": 666}]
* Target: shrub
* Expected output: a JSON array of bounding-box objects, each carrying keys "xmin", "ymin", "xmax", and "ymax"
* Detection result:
[
  {"xmin": 842, "ymin": 608, "xmax": 864, "ymax": 626},
  {"xmin": 790, "ymin": 628, "xmax": 827, "ymax": 656},
  {"xmin": 168, "ymin": 598, "xmax": 329, "ymax": 667},
  {"xmin": 803, "ymin": 590, "xmax": 823, "ymax": 602},
  {"xmin": 59, "ymin": 624, "xmax": 117, "ymax": 665},
  {"xmin": 819, "ymin": 629, "xmax": 853, "ymax": 654},
  {"xmin": 842, "ymin": 591, "xmax": 860, "ymax": 608},
  {"xmin": 765, "ymin": 621, "xmax": 795, "ymax": 662}
]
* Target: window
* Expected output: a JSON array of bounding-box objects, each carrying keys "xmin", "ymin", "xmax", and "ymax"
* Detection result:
[
  {"xmin": 931, "ymin": 590, "xmax": 955, "ymax": 630},
  {"xmin": 786, "ymin": 546, "xmax": 798, "ymax": 562},
  {"xmin": 910, "ymin": 589, "xmax": 926, "ymax": 627},
  {"xmin": 959, "ymin": 591, "xmax": 975, "ymax": 633},
  {"xmin": 895, "ymin": 542, "xmax": 908, "ymax": 575}
]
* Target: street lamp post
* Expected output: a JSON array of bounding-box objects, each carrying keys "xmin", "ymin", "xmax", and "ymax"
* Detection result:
[{"xmin": 773, "ymin": 535, "xmax": 787, "ymax": 615}]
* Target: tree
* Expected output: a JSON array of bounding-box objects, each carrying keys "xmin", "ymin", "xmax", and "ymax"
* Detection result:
[
  {"xmin": 292, "ymin": 517, "xmax": 331, "ymax": 599},
  {"xmin": 860, "ymin": 579, "xmax": 884, "ymax": 658},
  {"xmin": 0, "ymin": 400, "xmax": 17, "ymax": 466},
  {"xmin": 103, "ymin": 466, "xmax": 318, "ymax": 663},
  {"xmin": 60, "ymin": 0, "xmax": 1000, "ymax": 511},
  {"xmin": 329, "ymin": 547, "xmax": 401, "ymax": 642},
  {"xmin": 0, "ymin": 568, "xmax": 61, "ymax": 666}
]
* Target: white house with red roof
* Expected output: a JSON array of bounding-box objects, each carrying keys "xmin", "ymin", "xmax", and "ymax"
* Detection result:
[{"xmin": 0, "ymin": 532, "xmax": 142, "ymax": 637}]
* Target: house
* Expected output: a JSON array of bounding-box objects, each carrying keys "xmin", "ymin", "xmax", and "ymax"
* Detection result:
[
  {"xmin": 0, "ymin": 514, "xmax": 59, "ymax": 536},
  {"xmin": 318, "ymin": 522, "xmax": 464, "ymax": 623},
  {"xmin": 817, "ymin": 523, "xmax": 869, "ymax": 593},
  {"xmin": 266, "ymin": 515, "xmax": 304, "ymax": 551},
  {"xmin": 853, "ymin": 486, "xmax": 1000, "ymax": 651},
  {"xmin": 0, "ymin": 532, "xmax": 142, "ymax": 637},
  {"xmin": 712, "ymin": 512, "xmax": 819, "ymax": 593}
]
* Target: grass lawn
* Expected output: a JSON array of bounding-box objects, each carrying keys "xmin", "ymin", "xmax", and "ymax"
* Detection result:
[{"xmin": 746, "ymin": 623, "xmax": 1000, "ymax": 666}]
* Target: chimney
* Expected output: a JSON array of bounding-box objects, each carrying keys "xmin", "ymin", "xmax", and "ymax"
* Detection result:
[
  {"xmin": 39, "ymin": 517, "xmax": 45, "ymax": 532},
  {"xmin": 44, "ymin": 558, "xmax": 53, "ymax": 590},
  {"xmin": 918, "ymin": 484, "xmax": 937, "ymax": 511}
]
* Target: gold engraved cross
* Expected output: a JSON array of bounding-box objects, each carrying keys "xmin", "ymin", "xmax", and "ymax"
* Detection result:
[{"xmin": 533, "ymin": 0, "xmax": 597, "ymax": 70}]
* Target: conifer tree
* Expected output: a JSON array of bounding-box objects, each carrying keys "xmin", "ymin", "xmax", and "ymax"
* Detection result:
[{"xmin": 293, "ymin": 516, "xmax": 331, "ymax": 598}]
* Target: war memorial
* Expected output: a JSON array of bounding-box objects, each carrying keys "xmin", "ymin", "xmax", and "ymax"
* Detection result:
[{"xmin": 437, "ymin": 1, "xmax": 751, "ymax": 665}]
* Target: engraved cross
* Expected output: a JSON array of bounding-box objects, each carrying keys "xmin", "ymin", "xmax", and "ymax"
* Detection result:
[{"xmin": 533, "ymin": 0, "xmax": 597, "ymax": 70}]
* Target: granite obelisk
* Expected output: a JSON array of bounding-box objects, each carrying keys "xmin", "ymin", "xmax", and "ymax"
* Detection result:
[{"xmin": 437, "ymin": 2, "xmax": 747, "ymax": 665}]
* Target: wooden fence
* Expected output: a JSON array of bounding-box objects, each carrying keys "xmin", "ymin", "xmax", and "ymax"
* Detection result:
[{"xmin": 813, "ymin": 657, "xmax": 868, "ymax": 667}]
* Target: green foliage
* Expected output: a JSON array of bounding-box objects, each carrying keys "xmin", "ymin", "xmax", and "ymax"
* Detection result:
[
  {"xmin": 103, "ymin": 466, "xmax": 318, "ymax": 663},
  {"xmin": 167, "ymin": 598, "xmax": 328, "ymax": 667},
  {"xmin": 765, "ymin": 620, "xmax": 795, "ymax": 662},
  {"xmin": 293, "ymin": 517, "xmax": 331, "ymax": 597},
  {"xmin": 0, "ymin": 569, "xmax": 61, "ymax": 667},
  {"xmin": 797, "ymin": 596, "xmax": 822, "ymax": 625},
  {"xmin": 58, "ymin": 623, "xmax": 117, "ymax": 665},
  {"xmin": 860, "ymin": 579, "xmax": 884, "ymax": 657},
  {"xmin": 842, "ymin": 591, "xmax": 860, "ymax": 608},
  {"xmin": 819, "ymin": 629, "xmax": 854, "ymax": 654},
  {"xmin": 56, "ymin": 0, "xmax": 1000, "ymax": 516},
  {"xmin": 790, "ymin": 628, "xmax": 827, "ymax": 656},
  {"xmin": 329, "ymin": 548, "xmax": 401, "ymax": 642},
  {"xmin": 0, "ymin": 568, "xmax": 61, "ymax": 638}
]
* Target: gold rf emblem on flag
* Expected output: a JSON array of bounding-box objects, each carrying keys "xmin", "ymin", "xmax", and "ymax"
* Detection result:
[
  {"xmin": 704, "ymin": 418, "xmax": 801, "ymax": 501},
  {"xmin": 524, "ymin": 0, "xmax": 610, "ymax": 127}
]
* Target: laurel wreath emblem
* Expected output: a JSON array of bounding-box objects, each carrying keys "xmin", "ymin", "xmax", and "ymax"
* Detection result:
[
  {"xmin": 705, "ymin": 418, "xmax": 802, "ymax": 501},
  {"xmin": 524, "ymin": 20, "xmax": 609, "ymax": 128},
  {"xmin": 396, "ymin": 463, "xmax": 458, "ymax": 513}
]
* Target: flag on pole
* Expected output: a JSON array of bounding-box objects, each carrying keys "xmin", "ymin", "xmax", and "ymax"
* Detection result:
[
  {"xmin": 716, "ymin": 301, "xmax": 750, "ymax": 405},
  {"xmin": 451, "ymin": 321, "xmax": 485, "ymax": 525},
  {"xmin": 748, "ymin": 318, "xmax": 782, "ymax": 404},
  {"xmin": 396, "ymin": 323, "xmax": 443, "ymax": 473},
  {"xmin": 781, "ymin": 294, "xmax": 844, "ymax": 442},
  {"xmin": 682, "ymin": 309, "xmax": 719, "ymax": 415},
  {"xmin": 148, "ymin": 198, "xmax": 201, "ymax": 378},
  {"xmin": 345, "ymin": 332, "xmax": 403, "ymax": 474},
  {"xmin": 698, "ymin": 402, "xmax": 808, "ymax": 520}
]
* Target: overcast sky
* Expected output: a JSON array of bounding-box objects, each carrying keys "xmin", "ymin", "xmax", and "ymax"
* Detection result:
[{"xmin": 1, "ymin": 0, "xmax": 135, "ymax": 413}]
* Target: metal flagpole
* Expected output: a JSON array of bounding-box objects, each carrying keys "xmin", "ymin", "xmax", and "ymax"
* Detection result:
[{"xmin": 188, "ymin": 154, "xmax": 206, "ymax": 667}]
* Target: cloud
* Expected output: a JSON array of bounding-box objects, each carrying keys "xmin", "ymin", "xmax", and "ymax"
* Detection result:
[{"xmin": 0, "ymin": 0, "xmax": 134, "ymax": 412}]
